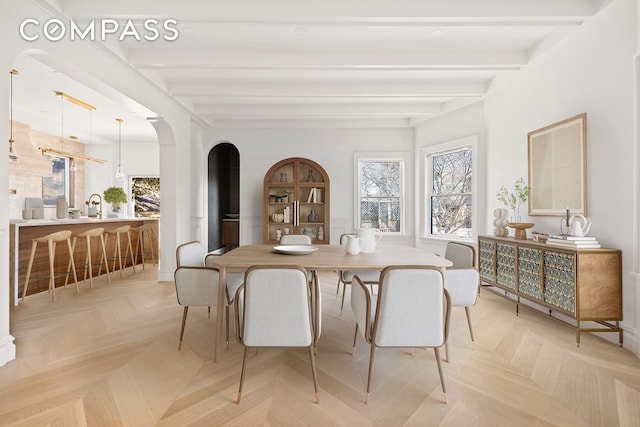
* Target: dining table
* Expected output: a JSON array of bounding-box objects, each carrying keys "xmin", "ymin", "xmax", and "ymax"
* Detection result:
[{"xmin": 209, "ymin": 244, "xmax": 453, "ymax": 362}]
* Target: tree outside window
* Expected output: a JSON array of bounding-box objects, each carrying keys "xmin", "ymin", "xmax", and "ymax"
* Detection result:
[
  {"xmin": 429, "ymin": 148, "xmax": 472, "ymax": 237},
  {"xmin": 358, "ymin": 160, "xmax": 403, "ymax": 232}
]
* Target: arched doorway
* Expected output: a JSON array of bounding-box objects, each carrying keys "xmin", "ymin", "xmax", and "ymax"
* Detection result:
[{"xmin": 208, "ymin": 143, "xmax": 240, "ymax": 251}]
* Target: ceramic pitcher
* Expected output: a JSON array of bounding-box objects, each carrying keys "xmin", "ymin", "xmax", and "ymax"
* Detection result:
[
  {"xmin": 356, "ymin": 228, "xmax": 382, "ymax": 253},
  {"xmin": 345, "ymin": 234, "xmax": 362, "ymax": 255}
]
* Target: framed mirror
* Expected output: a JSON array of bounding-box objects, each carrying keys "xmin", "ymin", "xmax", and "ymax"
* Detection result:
[{"xmin": 527, "ymin": 113, "xmax": 587, "ymax": 216}]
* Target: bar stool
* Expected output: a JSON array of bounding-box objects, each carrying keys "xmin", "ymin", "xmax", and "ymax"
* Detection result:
[
  {"xmin": 22, "ymin": 230, "xmax": 79, "ymax": 302},
  {"xmin": 104, "ymin": 225, "xmax": 136, "ymax": 278},
  {"xmin": 69, "ymin": 227, "xmax": 111, "ymax": 288},
  {"xmin": 130, "ymin": 223, "xmax": 156, "ymax": 271}
]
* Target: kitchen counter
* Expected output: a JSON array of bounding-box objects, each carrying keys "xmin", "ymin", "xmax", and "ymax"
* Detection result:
[{"xmin": 9, "ymin": 217, "xmax": 159, "ymax": 305}]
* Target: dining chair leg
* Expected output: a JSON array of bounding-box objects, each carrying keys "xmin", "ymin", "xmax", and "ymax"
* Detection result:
[
  {"xmin": 225, "ymin": 305, "xmax": 230, "ymax": 350},
  {"xmin": 365, "ymin": 345, "xmax": 376, "ymax": 404},
  {"xmin": 465, "ymin": 306, "xmax": 475, "ymax": 349},
  {"xmin": 178, "ymin": 306, "xmax": 188, "ymax": 350},
  {"xmin": 444, "ymin": 341, "xmax": 450, "ymax": 363},
  {"xmin": 351, "ymin": 324, "xmax": 359, "ymax": 355},
  {"xmin": 207, "ymin": 306, "xmax": 211, "ymax": 319},
  {"xmin": 340, "ymin": 284, "xmax": 348, "ymax": 316},
  {"xmin": 433, "ymin": 347, "xmax": 447, "ymax": 404},
  {"xmin": 335, "ymin": 275, "xmax": 341, "ymax": 299},
  {"xmin": 237, "ymin": 346, "xmax": 250, "ymax": 404},
  {"xmin": 308, "ymin": 345, "xmax": 320, "ymax": 404}
]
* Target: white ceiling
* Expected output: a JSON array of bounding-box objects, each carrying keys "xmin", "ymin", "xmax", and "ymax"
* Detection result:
[{"xmin": 13, "ymin": 0, "xmax": 609, "ymax": 144}]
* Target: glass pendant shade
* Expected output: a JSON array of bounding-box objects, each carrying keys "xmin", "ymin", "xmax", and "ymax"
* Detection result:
[
  {"xmin": 115, "ymin": 118, "xmax": 124, "ymax": 179},
  {"xmin": 8, "ymin": 69, "xmax": 19, "ymax": 162}
]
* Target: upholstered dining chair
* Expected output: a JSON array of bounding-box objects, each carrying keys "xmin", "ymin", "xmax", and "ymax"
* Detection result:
[
  {"xmin": 279, "ymin": 234, "xmax": 312, "ymax": 245},
  {"xmin": 174, "ymin": 241, "xmax": 220, "ymax": 350},
  {"xmin": 205, "ymin": 248, "xmax": 244, "ymax": 350},
  {"xmin": 443, "ymin": 268, "xmax": 480, "ymax": 361},
  {"xmin": 336, "ymin": 233, "xmax": 380, "ymax": 316},
  {"xmin": 444, "ymin": 241, "xmax": 476, "ymax": 268},
  {"xmin": 350, "ymin": 266, "xmax": 451, "ymax": 404},
  {"xmin": 278, "ymin": 233, "xmax": 317, "ymax": 292},
  {"xmin": 234, "ymin": 265, "xmax": 320, "ymax": 404}
]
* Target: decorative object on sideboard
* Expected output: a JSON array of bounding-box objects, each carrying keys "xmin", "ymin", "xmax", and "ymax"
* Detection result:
[
  {"xmin": 497, "ymin": 177, "xmax": 529, "ymax": 223},
  {"xmin": 569, "ymin": 214, "xmax": 592, "ymax": 237},
  {"xmin": 492, "ymin": 208, "xmax": 509, "ymax": 237},
  {"xmin": 507, "ymin": 222, "xmax": 534, "ymax": 240},
  {"xmin": 531, "ymin": 230, "xmax": 548, "ymax": 243},
  {"xmin": 497, "ymin": 177, "xmax": 533, "ymax": 239},
  {"xmin": 8, "ymin": 69, "xmax": 19, "ymax": 162}
]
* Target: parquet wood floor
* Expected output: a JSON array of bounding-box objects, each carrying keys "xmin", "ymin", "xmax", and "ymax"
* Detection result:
[{"xmin": 2, "ymin": 268, "xmax": 639, "ymax": 426}]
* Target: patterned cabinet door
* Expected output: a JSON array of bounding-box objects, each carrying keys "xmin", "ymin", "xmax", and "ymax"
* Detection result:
[
  {"xmin": 543, "ymin": 250, "xmax": 576, "ymax": 315},
  {"xmin": 518, "ymin": 246, "xmax": 543, "ymax": 300},
  {"xmin": 496, "ymin": 242, "xmax": 517, "ymax": 290},
  {"xmin": 478, "ymin": 239, "xmax": 496, "ymax": 282}
]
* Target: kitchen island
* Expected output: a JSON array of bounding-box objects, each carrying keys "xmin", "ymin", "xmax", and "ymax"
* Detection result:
[{"xmin": 9, "ymin": 217, "xmax": 159, "ymax": 305}]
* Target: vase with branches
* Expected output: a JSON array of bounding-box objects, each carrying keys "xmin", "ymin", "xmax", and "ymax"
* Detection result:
[{"xmin": 497, "ymin": 177, "xmax": 528, "ymax": 223}]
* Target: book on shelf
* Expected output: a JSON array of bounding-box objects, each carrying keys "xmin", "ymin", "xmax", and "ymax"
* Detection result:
[
  {"xmin": 307, "ymin": 188, "xmax": 315, "ymax": 203},
  {"xmin": 314, "ymin": 188, "xmax": 322, "ymax": 203},
  {"xmin": 549, "ymin": 234, "xmax": 597, "ymax": 241}
]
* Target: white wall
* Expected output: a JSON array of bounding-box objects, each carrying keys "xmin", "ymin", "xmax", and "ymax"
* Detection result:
[
  {"xmin": 204, "ymin": 127, "xmax": 415, "ymax": 246},
  {"xmin": 483, "ymin": 0, "xmax": 638, "ymax": 352}
]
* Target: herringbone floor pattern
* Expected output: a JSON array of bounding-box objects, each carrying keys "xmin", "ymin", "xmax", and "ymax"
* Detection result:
[{"xmin": 2, "ymin": 267, "xmax": 639, "ymax": 426}]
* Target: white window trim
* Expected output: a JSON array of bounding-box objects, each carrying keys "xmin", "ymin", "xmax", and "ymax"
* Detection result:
[
  {"xmin": 354, "ymin": 152, "xmax": 410, "ymax": 235},
  {"xmin": 421, "ymin": 136, "xmax": 478, "ymax": 241}
]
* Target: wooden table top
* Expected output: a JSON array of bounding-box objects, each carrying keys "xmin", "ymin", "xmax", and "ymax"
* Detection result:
[{"xmin": 211, "ymin": 244, "xmax": 452, "ymax": 271}]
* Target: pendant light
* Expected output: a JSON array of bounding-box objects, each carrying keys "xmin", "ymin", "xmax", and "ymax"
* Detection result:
[
  {"xmin": 8, "ymin": 69, "xmax": 19, "ymax": 162},
  {"xmin": 115, "ymin": 118, "xmax": 124, "ymax": 179}
]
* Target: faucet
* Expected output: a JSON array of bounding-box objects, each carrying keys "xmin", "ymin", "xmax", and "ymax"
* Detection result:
[{"xmin": 88, "ymin": 193, "xmax": 103, "ymax": 219}]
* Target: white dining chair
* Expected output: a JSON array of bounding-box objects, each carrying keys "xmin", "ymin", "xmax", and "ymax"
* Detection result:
[
  {"xmin": 444, "ymin": 268, "xmax": 480, "ymax": 361},
  {"xmin": 279, "ymin": 233, "xmax": 317, "ymax": 287},
  {"xmin": 174, "ymin": 241, "xmax": 242, "ymax": 350},
  {"xmin": 279, "ymin": 234, "xmax": 312, "ymax": 245},
  {"xmin": 336, "ymin": 233, "xmax": 380, "ymax": 315},
  {"xmin": 205, "ymin": 248, "xmax": 244, "ymax": 350},
  {"xmin": 351, "ymin": 266, "xmax": 451, "ymax": 404},
  {"xmin": 234, "ymin": 265, "xmax": 320, "ymax": 404},
  {"xmin": 444, "ymin": 241, "xmax": 476, "ymax": 268},
  {"xmin": 174, "ymin": 241, "xmax": 220, "ymax": 350}
]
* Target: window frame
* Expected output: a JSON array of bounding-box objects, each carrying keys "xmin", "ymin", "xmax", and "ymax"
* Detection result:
[
  {"xmin": 422, "ymin": 136, "xmax": 477, "ymax": 241},
  {"xmin": 354, "ymin": 152, "xmax": 409, "ymax": 235}
]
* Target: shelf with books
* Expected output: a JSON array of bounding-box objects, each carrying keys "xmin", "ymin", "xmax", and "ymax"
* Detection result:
[{"xmin": 263, "ymin": 157, "xmax": 330, "ymax": 244}]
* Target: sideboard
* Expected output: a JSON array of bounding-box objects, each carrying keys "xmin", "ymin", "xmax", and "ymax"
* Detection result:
[{"xmin": 478, "ymin": 236, "xmax": 622, "ymax": 346}]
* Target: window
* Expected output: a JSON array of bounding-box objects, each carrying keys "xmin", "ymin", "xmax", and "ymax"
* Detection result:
[
  {"xmin": 42, "ymin": 153, "xmax": 69, "ymax": 207},
  {"xmin": 131, "ymin": 177, "xmax": 160, "ymax": 218},
  {"xmin": 356, "ymin": 156, "xmax": 405, "ymax": 233},
  {"xmin": 424, "ymin": 137, "xmax": 475, "ymax": 239}
]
